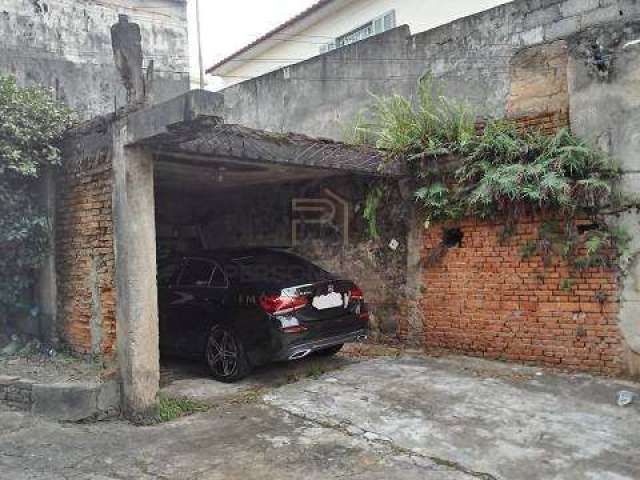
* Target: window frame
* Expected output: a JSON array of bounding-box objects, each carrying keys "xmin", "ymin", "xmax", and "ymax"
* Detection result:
[
  {"xmin": 209, "ymin": 262, "xmax": 229, "ymax": 289},
  {"xmin": 320, "ymin": 9, "xmax": 396, "ymax": 54}
]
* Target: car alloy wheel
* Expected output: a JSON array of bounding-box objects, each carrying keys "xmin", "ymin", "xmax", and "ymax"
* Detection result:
[{"xmin": 205, "ymin": 325, "xmax": 251, "ymax": 382}]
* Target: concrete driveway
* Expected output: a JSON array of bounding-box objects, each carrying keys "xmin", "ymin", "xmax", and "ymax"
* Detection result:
[{"xmin": 1, "ymin": 353, "xmax": 638, "ymax": 479}]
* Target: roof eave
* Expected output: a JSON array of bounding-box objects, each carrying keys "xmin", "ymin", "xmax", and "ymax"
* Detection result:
[{"xmin": 206, "ymin": 0, "xmax": 350, "ymax": 76}]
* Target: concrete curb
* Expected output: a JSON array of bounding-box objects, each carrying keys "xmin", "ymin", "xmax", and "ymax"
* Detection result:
[{"xmin": 0, "ymin": 375, "xmax": 120, "ymax": 421}]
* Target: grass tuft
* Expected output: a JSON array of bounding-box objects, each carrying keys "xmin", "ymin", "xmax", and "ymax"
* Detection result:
[{"xmin": 156, "ymin": 395, "xmax": 210, "ymax": 423}]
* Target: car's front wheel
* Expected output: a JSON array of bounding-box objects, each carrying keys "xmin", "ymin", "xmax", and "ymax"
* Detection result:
[{"xmin": 205, "ymin": 325, "xmax": 251, "ymax": 383}]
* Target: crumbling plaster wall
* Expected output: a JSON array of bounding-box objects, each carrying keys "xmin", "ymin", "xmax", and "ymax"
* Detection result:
[
  {"xmin": 0, "ymin": 0, "xmax": 189, "ymax": 119},
  {"xmin": 566, "ymin": 22, "xmax": 640, "ymax": 374}
]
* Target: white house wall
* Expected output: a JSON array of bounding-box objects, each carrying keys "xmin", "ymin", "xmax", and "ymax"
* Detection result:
[{"xmin": 216, "ymin": 0, "xmax": 513, "ymax": 87}]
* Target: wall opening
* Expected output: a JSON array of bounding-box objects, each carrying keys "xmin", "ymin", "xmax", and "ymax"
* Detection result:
[{"xmin": 443, "ymin": 228, "xmax": 463, "ymax": 248}]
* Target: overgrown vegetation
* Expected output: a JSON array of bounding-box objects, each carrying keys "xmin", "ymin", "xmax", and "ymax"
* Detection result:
[
  {"xmin": 352, "ymin": 76, "xmax": 634, "ymax": 271},
  {"xmin": 0, "ymin": 76, "xmax": 73, "ymax": 321},
  {"xmin": 363, "ymin": 185, "xmax": 384, "ymax": 239}
]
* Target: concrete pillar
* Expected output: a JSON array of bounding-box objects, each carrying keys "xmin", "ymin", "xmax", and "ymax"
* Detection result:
[
  {"xmin": 112, "ymin": 122, "xmax": 159, "ymax": 413},
  {"xmin": 404, "ymin": 202, "xmax": 426, "ymax": 346},
  {"xmin": 616, "ymin": 210, "xmax": 640, "ymax": 376},
  {"xmin": 36, "ymin": 169, "xmax": 58, "ymax": 342}
]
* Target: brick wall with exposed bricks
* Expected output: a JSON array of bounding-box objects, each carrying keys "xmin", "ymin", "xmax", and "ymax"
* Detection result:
[
  {"xmin": 419, "ymin": 217, "xmax": 624, "ymax": 375},
  {"xmin": 401, "ymin": 40, "xmax": 618, "ymax": 372},
  {"xmin": 55, "ymin": 147, "xmax": 116, "ymax": 355}
]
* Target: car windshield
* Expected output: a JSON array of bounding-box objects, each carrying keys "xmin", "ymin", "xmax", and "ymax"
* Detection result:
[{"xmin": 226, "ymin": 252, "xmax": 331, "ymax": 285}]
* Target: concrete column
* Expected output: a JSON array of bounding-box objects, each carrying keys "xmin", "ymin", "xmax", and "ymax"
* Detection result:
[
  {"xmin": 36, "ymin": 169, "xmax": 58, "ymax": 342},
  {"xmin": 616, "ymin": 209, "xmax": 640, "ymax": 376},
  {"xmin": 404, "ymin": 202, "xmax": 426, "ymax": 346},
  {"xmin": 112, "ymin": 122, "xmax": 159, "ymax": 413}
]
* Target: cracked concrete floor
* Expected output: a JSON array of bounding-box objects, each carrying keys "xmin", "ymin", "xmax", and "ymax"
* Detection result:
[{"xmin": 1, "ymin": 354, "xmax": 639, "ymax": 480}]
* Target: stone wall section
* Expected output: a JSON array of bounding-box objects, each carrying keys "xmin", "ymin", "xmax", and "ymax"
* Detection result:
[
  {"xmin": 507, "ymin": 40, "xmax": 570, "ymax": 117},
  {"xmin": 0, "ymin": 374, "xmax": 120, "ymax": 420},
  {"xmin": 0, "ymin": 375, "xmax": 35, "ymax": 409}
]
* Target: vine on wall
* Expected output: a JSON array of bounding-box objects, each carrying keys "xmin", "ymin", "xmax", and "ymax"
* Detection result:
[
  {"xmin": 350, "ymin": 77, "xmax": 634, "ymax": 272},
  {"xmin": 0, "ymin": 76, "xmax": 74, "ymax": 321}
]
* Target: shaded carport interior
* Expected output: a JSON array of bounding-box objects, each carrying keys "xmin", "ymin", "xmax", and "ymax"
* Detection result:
[
  {"xmin": 117, "ymin": 90, "xmax": 401, "ymax": 412},
  {"xmin": 150, "ymin": 126, "xmax": 381, "ymax": 254}
]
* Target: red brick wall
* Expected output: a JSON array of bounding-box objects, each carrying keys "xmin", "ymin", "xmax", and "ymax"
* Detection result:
[
  {"xmin": 475, "ymin": 110, "xmax": 570, "ymax": 137},
  {"xmin": 56, "ymin": 147, "xmax": 116, "ymax": 355},
  {"xmin": 420, "ymin": 217, "xmax": 625, "ymax": 375}
]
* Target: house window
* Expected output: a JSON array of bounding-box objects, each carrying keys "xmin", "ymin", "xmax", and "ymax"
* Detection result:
[{"xmin": 319, "ymin": 10, "xmax": 396, "ymax": 54}]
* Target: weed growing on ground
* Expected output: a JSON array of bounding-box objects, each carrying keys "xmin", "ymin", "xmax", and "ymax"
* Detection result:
[{"xmin": 156, "ymin": 395, "xmax": 210, "ymax": 423}]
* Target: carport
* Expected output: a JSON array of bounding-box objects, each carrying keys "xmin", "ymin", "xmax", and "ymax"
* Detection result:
[{"xmin": 111, "ymin": 90, "xmax": 400, "ymax": 413}]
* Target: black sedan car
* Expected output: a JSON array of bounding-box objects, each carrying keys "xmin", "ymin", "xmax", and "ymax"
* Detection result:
[{"xmin": 158, "ymin": 248, "xmax": 368, "ymax": 382}]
